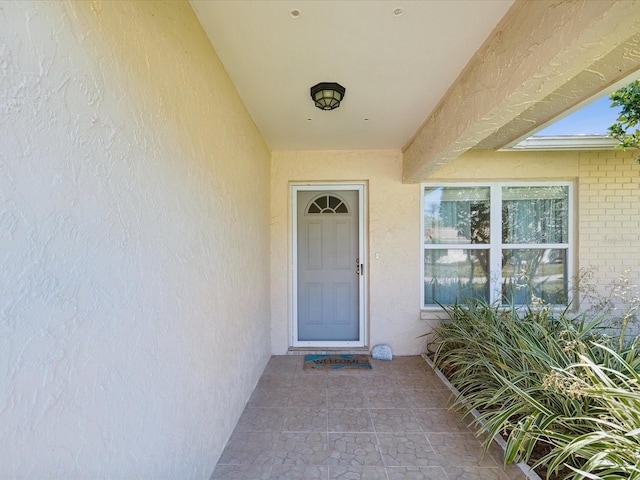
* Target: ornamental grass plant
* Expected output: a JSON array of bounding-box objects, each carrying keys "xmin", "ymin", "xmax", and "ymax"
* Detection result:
[
  {"xmin": 427, "ymin": 275, "xmax": 640, "ymax": 479},
  {"xmin": 538, "ymin": 344, "xmax": 640, "ymax": 479}
]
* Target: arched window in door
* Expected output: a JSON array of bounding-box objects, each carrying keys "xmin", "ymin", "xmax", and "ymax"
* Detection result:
[{"xmin": 306, "ymin": 194, "xmax": 349, "ymax": 214}]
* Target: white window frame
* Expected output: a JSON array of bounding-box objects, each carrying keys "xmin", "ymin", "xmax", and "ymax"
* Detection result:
[{"xmin": 420, "ymin": 181, "xmax": 574, "ymax": 309}]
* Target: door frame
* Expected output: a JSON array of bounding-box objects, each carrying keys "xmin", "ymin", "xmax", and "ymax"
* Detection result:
[{"xmin": 290, "ymin": 182, "xmax": 368, "ymax": 348}]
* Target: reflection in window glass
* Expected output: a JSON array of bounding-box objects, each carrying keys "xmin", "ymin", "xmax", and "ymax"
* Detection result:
[
  {"xmin": 502, "ymin": 186, "xmax": 568, "ymax": 244},
  {"xmin": 424, "ymin": 249, "xmax": 489, "ymax": 304},
  {"xmin": 502, "ymin": 249, "xmax": 568, "ymax": 304},
  {"xmin": 423, "ymin": 187, "xmax": 490, "ymax": 244},
  {"xmin": 421, "ymin": 183, "xmax": 572, "ymax": 308}
]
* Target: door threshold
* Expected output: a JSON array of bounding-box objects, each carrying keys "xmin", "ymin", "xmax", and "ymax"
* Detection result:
[{"xmin": 287, "ymin": 347, "xmax": 370, "ymax": 356}]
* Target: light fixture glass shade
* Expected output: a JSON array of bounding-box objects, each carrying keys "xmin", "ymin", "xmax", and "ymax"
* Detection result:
[{"xmin": 310, "ymin": 82, "xmax": 346, "ymax": 110}]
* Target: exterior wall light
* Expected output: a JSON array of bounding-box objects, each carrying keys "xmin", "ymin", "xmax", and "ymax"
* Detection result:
[{"xmin": 310, "ymin": 82, "xmax": 346, "ymax": 110}]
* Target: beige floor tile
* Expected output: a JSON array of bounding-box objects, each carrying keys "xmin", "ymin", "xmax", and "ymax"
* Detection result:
[
  {"xmin": 366, "ymin": 375, "xmax": 405, "ymax": 388},
  {"xmin": 369, "ymin": 408, "xmax": 422, "ymax": 433},
  {"xmin": 412, "ymin": 408, "xmax": 474, "ymax": 433},
  {"xmin": 282, "ymin": 407, "xmax": 328, "ymax": 432},
  {"xmin": 217, "ymin": 431, "xmax": 279, "ymax": 466},
  {"xmin": 270, "ymin": 465, "xmax": 328, "ymax": 479},
  {"xmin": 268, "ymin": 355, "xmax": 301, "ymax": 366},
  {"xmin": 326, "ymin": 375, "xmax": 369, "ymax": 389},
  {"xmin": 234, "ymin": 407, "xmax": 286, "ymax": 432},
  {"xmin": 444, "ymin": 466, "xmax": 512, "ymax": 479},
  {"xmin": 288, "ymin": 387, "xmax": 328, "ymax": 407},
  {"xmin": 212, "ymin": 356, "xmax": 529, "ymax": 480},
  {"xmin": 247, "ymin": 388, "xmax": 290, "ymax": 408},
  {"xmin": 274, "ymin": 432, "xmax": 330, "ymax": 466},
  {"xmin": 396, "ymin": 374, "xmax": 443, "ymax": 389},
  {"xmin": 365, "ymin": 389, "xmax": 410, "ymax": 409},
  {"xmin": 209, "ymin": 464, "xmax": 272, "ymax": 479},
  {"xmin": 328, "ymin": 387, "xmax": 368, "ymax": 408},
  {"xmin": 426, "ymin": 433, "xmax": 498, "ymax": 468},
  {"xmin": 292, "ymin": 373, "xmax": 329, "ymax": 389},
  {"xmin": 262, "ymin": 359, "xmax": 297, "ymax": 377},
  {"xmin": 328, "ymin": 432, "xmax": 384, "ymax": 466},
  {"xmin": 386, "ymin": 466, "xmax": 448, "ymax": 480},
  {"xmin": 401, "ymin": 389, "xmax": 450, "ymax": 409},
  {"xmin": 377, "ymin": 433, "xmax": 436, "ymax": 467},
  {"xmin": 257, "ymin": 374, "xmax": 294, "ymax": 389},
  {"xmin": 329, "ymin": 465, "xmax": 388, "ymax": 479},
  {"xmin": 328, "ymin": 408, "xmax": 374, "ymax": 432}
]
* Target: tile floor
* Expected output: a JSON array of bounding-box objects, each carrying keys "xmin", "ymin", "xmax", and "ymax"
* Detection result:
[{"xmin": 211, "ymin": 355, "xmax": 528, "ymax": 480}]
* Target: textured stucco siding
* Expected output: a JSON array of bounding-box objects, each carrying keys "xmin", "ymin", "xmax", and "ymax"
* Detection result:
[
  {"xmin": 403, "ymin": 0, "xmax": 640, "ymax": 181},
  {"xmin": 0, "ymin": 1, "xmax": 271, "ymax": 477},
  {"xmin": 270, "ymin": 149, "xmax": 640, "ymax": 356}
]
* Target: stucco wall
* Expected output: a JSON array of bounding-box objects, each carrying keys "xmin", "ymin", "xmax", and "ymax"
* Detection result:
[
  {"xmin": 270, "ymin": 150, "xmax": 423, "ymax": 355},
  {"xmin": 271, "ymin": 149, "xmax": 640, "ymax": 356},
  {"xmin": 0, "ymin": 1, "xmax": 271, "ymax": 477}
]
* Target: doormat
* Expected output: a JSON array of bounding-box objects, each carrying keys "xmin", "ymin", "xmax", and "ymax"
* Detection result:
[{"xmin": 303, "ymin": 354, "xmax": 372, "ymax": 370}]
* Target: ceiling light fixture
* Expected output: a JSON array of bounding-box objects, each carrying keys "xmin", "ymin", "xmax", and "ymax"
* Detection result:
[{"xmin": 310, "ymin": 82, "xmax": 346, "ymax": 111}]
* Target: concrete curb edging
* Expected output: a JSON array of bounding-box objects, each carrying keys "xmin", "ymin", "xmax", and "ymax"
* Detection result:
[{"xmin": 421, "ymin": 353, "xmax": 542, "ymax": 480}]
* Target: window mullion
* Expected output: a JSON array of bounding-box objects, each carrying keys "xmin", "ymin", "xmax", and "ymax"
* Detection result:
[{"xmin": 490, "ymin": 184, "xmax": 502, "ymax": 303}]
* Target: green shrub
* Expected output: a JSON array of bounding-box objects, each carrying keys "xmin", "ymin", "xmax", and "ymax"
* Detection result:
[
  {"xmin": 538, "ymin": 343, "xmax": 640, "ymax": 479},
  {"xmin": 427, "ymin": 291, "xmax": 639, "ymax": 478}
]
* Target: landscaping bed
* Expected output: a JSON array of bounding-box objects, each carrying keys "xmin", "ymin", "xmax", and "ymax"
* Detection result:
[{"xmin": 423, "ymin": 295, "xmax": 640, "ymax": 480}]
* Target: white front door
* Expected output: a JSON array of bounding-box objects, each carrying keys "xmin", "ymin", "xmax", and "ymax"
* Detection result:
[{"xmin": 291, "ymin": 184, "xmax": 366, "ymax": 347}]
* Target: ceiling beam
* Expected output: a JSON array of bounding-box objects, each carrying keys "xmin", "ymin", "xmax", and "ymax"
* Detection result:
[{"xmin": 402, "ymin": 0, "xmax": 640, "ymax": 183}]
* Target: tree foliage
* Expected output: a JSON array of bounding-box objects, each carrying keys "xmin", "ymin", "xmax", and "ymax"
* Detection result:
[{"xmin": 608, "ymin": 79, "xmax": 640, "ymax": 160}]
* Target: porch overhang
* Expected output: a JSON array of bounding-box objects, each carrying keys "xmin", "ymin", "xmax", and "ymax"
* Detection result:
[{"xmin": 402, "ymin": 0, "xmax": 640, "ymax": 183}]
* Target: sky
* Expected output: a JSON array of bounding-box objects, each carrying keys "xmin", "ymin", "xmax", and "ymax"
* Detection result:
[{"xmin": 533, "ymin": 95, "xmax": 622, "ymax": 137}]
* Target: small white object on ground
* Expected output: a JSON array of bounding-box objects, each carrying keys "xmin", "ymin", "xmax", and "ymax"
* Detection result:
[{"xmin": 371, "ymin": 344, "xmax": 392, "ymax": 361}]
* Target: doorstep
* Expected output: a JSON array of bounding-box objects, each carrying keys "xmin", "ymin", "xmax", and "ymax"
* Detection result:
[{"xmin": 287, "ymin": 347, "xmax": 370, "ymax": 356}]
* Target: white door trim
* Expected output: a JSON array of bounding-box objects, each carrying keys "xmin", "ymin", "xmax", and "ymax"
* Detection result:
[{"xmin": 290, "ymin": 182, "xmax": 367, "ymax": 348}]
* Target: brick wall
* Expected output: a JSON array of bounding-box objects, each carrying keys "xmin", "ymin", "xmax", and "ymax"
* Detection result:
[{"xmin": 578, "ymin": 150, "xmax": 640, "ymax": 315}]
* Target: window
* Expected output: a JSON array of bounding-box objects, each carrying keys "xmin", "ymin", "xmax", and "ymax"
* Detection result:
[
  {"xmin": 307, "ymin": 194, "xmax": 349, "ymax": 214},
  {"xmin": 421, "ymin": 183, "xmax": 572, "ymax": 307}
]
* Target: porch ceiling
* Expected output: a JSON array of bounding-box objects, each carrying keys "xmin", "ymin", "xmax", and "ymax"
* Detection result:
[
  {"xmin": 190, "ymin": 0, "xmax": 640, "ymax": 182},
  {"xmin": 189, "ymin": 0, "xmax": 514, "ymax": 151}
]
